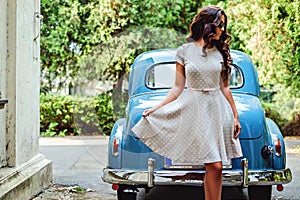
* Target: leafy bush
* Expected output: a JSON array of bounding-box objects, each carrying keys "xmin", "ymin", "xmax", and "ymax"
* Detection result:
[
  {"xmin": 223, "ymin": 0, "xmax": 300, "ymax": 97},
  {"xmin": 261, "ymin": 100, "xmax": 288, "ymax": 126},
  {"xmin": 282, "ymin": 114, "xmax": 300, "ymax": 137},
  {"xmin": 40, "ymin": 92, "xmax": 114, "ymax": 136},
  {"xmin": 261, "ymin": 88, "xmax": 300, "ymax": 136}
]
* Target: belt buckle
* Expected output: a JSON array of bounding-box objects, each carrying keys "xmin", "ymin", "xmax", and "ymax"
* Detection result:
[{"xmin": 202, "ymin": 89, "xmax": 210, "ymax": 92}]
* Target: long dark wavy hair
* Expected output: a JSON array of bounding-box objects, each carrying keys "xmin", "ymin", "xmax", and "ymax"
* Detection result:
[{"xmin": 187, "ymin": 6, "xmax": 232, "ymax": 79}]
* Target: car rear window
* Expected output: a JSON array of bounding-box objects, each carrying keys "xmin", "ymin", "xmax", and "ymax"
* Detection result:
[{"xmin": 145, "ymin": 62, "xmax": 244, "ymax": 89}]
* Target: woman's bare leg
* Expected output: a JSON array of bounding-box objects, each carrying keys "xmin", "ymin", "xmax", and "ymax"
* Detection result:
[
  {"xmin": 204, "ymin": 161, "xmax": 222, "ymax": 200},
  {"xmin": 204, "ymin": 172, "xmax": 210, "ymax": 200}
]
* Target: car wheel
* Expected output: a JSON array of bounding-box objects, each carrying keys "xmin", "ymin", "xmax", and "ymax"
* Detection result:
[
  {"xmin": 248, "ymin": 186, "xmax": 272, "ymax": 200},
  {"xmin": 117, "ymin": 186, "xmax": 138, "ymax": 200}
]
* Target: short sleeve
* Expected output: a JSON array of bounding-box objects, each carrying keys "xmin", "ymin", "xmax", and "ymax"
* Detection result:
[{"xmin": 175, "ymin": 45, "xmax": 185, "ymax": 66}]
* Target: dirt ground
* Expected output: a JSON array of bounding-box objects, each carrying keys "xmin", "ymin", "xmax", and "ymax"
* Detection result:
[{"xmin": 32, "ymin": 184, "xmax": 115, "ymax": 200}]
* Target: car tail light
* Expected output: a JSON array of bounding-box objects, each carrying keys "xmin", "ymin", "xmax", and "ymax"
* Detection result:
[
  {"xmin": 277, "ymin": 184, "xmax": 284, "ymax": 191},
  {"xmin": 112, "ymin": 184, "xmax": 119, "ymax": 190},
  {"xmin": 112, "ymin": 138, "xmax": 119, "ymax": 156},
  {"xmin": 274, "ymin": 137, "xmax": 282, "ymax": 157}
]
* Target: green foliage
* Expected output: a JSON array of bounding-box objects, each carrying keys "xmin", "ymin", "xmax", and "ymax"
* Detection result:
[
  {"xmin": 40, "ymin": 92, "xmax": 114, "ymax": 136},
  {"xmin": 260, "ymin": 87, "xmax": 300, "ymax": 136},
  {"xmin": 121, "ymin": 0, "xmax": 200, "ymax": 33},
  {"xmin": 40, "ymin": 0, "xmax": 299, "ymax": 135},
  {"xmin": 94, "ymin": 92, "xmax": 115, "ymax": 134},
  {"xmin": 71, "ymin": 186, "xmax": 86, "ymax": 194},
  {"xmin": 223, "ymin": 0, "xmax": 300, "ymax": 97},
  {"xmin": 80, "ymin": 27, "xmax": 186, "ymax": 84},
  {"xmin": 41, "ymin": 0, "xmax": 299, "ymax": 97},
  {"xmin": 261, "ymin": 99, "xmax": 288, "ymax": 127},
  {"xmin": 40, "ymin": 0, "xmax": 203, "ymax": 92},
  {"xmin": 40, "ymin": 0, "xmax": 82, "ymax": 92}
]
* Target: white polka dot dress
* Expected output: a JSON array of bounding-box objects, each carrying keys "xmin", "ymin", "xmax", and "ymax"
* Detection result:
[{"xmin": 131, "ymin": 43, "xmax": 243, "ymax": 164}]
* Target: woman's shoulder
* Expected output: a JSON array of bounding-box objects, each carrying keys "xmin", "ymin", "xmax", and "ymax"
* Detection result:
[
  {"xmin": 176, "ymin": 43, "xmax": 194, "ymax": 65},
  {"xmin": 177, "ymin": 42, "xmax": 194, "ymax": 53}
]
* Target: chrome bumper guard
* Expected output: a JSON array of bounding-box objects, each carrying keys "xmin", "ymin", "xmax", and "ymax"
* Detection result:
[{"xmin": 102, "ymin": 158, "xmax": 292, "ymax": 187}]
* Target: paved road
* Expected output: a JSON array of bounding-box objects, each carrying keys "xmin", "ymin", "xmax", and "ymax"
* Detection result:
[
  {"xmin": 39, "ymin": 136, "xmax": 300, "ymax": 200},
  {"xmin": 39, "ymin": 136, "xmax": 116, "ymax": 199}
]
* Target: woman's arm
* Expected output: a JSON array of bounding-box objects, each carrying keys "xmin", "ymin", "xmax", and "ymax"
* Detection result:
[
  {"xmin": 220, "ymin": 74, "xmax": 241, "ymax": 138},
  {"xmin": 142, "ymin": 62, "xmax": 186, "ymax": 117}
]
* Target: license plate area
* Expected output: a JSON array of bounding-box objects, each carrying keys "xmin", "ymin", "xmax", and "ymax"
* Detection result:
[{"xmin": 164, "ymin": 158, "xmax": 232, "ymax": 169}]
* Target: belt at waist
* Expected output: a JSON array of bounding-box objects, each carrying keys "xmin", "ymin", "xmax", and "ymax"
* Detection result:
[{"xmin": 188, "ymin": 87, "xmax": 220, "ymax": 92}]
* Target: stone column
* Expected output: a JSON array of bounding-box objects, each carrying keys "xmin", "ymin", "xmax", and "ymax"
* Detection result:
[
  {"xmin": 0, "ymin": 0, "xmax": 8, "ymax": 168},
  {"xmin": 0, "ymin": 0, "xmax": 52, "ymax": 199}
]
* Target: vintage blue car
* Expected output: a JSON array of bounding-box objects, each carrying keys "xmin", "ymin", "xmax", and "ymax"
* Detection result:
[{"xmin": 102, "ymin": 48, "xmax": 292, "ymax": 200}]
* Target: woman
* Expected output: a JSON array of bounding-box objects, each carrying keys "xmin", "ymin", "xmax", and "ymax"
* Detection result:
[{"xmin": 132, "ymin": 6, "xmax": 242, "ymax": 200}]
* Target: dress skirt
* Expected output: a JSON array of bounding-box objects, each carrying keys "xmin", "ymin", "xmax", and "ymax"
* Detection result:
[{"xmin": 131, "ymin": 89, "xmax": 243, "ymax": 164}]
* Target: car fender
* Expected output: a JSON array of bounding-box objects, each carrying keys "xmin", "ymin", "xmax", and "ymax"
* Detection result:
[
  {"xmin": 266, "ymin": 118, "xmax": 286, "ymax": 170},
  {"xmin": 108, "ymin": 118, "xmax": 126, "ymax": 169}
]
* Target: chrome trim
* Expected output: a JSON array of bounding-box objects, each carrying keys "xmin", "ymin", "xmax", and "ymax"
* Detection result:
[
  {"xmin": 148, "ymin": 158, "xmax": 155, "ymax": 187},
  {"xmin": 164, "ymin": 165, "xmax": 206, "ymax": 169},
  {"xmin": 241, "ymin": 158, "xmax": 249, "ymax": 187},
  {"xmin": 102, "ymin": 168, "xmax": 292, "ymax": 187}
]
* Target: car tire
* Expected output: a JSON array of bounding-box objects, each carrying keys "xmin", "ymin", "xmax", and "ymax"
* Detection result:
[
  {"xmin": 117, "ymin": 186, "xmax": 137, "ymax": 200},
  {"xmin": 248, "ymin": 186, "xmax": 272, "ymax": 200}
]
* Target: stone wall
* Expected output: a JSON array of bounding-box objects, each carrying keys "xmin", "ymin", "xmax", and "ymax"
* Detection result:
[
  {"xmin": 0, "ymin": 0, "xmax": 52, "ymax": 199},
  {"xmin": 6, "ymin": 0, "xmax": 41, "ymax": 167}
]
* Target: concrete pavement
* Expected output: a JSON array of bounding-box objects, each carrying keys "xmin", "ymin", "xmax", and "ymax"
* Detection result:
[{"xmin": 39, "ymin": 136, "xmax": 116, "ymax": 199}]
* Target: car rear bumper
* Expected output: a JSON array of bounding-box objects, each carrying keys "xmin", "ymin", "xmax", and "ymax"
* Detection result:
[{"xmin": 102, "ymin": 158, "xmax": 292, "ymax": 187}]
